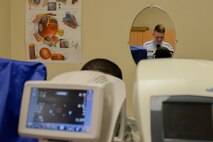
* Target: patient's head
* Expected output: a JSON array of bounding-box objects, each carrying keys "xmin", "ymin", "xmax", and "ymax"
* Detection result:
[
  {"xmin": 82, "ymin": 58, "xmax": 123, "ymax": 137},
  {"xmin": 155, "ymin": 47, "xmax": 172, "ymax": 58},
  {"xmin": 81, "ymin": 58, "xmax": 122, "ymax": 79}
]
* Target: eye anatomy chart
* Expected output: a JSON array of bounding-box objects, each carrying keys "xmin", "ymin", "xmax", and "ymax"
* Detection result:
[{"xmin": 26, "ymin": 0, "xmax": 81, "ymax": 63}]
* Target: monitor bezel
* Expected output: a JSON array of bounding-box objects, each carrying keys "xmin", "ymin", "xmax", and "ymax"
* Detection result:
[
  {"xmin": 151, "ymin": 95, "xmax": 213, "ymax": 142},
  {"xmin": 19, "ymin": 81, "xmax": 104, "ymax": 141}
]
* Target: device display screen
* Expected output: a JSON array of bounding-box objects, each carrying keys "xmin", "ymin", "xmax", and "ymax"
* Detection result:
[
  {"xmin": 27, "ymin": 88, "xmax": 94, "ymax": 133},
  {"xmin": 163, "ymin": 102, "xmax": 213, "ymax": 140}
]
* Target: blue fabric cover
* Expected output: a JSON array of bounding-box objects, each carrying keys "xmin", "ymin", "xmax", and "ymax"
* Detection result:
[
  {"xmin": 130, "ymin": 46, "xmax": 147, "ymax": 64},
  {"xmin": 0, "ymin": 58, "xmax": 47, "ymax": 142}
]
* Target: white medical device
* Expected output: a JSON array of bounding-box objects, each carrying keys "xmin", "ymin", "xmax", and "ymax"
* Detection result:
[
  {"xmin": 133, "ymin": 59, "xmax": 213, "ymax": 142},
  {"xmin": 19, "ymin": 71, "xmax": 126, "ymax": 142}
]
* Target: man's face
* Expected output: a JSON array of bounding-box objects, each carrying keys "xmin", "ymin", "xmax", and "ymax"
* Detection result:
[{"xmin": 153, "ymin": 31, "xmax": 165, "ymax": 44}]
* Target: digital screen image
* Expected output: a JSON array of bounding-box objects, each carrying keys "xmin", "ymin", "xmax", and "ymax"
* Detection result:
[
  {"xmin": 27, "ymin": 88, "xmax": 94, "ymax": 133},
  {"xmin": 163, "ymin": 102, "xmax": 213, "ymax": 141}
]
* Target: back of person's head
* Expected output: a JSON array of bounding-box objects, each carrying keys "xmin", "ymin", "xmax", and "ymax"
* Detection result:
[
  {"xmin": 81, "ymin": 58, "xmax": 123, "ymax": 80},
  {"xmin": 155, "ymin": 47, "xmax": 172, "ymax": 58},
  {"xmin": 154, "ymin": 24, "xmax": 165, "ymax": 33}
]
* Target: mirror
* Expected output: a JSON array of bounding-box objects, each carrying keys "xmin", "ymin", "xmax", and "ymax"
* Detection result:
[{"xmin": 129, "ymin": 6, "xmax": 176, "ymax": 64}]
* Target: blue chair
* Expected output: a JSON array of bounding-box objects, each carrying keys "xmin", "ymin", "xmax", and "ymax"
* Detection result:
[
  {"xmin": 0, "ymin": 58, "xmax": 47, "ymax": 142},
  {"xmin": 130, "ymin": 46, "xmax": 147, "ymax": 64}
]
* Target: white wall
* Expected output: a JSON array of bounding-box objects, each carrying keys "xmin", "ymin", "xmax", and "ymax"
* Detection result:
[{"xmin": 0, "ymin": 0, "xmax": 10, "ymax": 58}]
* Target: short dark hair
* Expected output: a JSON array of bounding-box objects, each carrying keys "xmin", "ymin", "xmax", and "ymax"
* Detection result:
[
  {"xmin": 154, "ymin": 24, "xmax": 165, "ymax": 33},
  {"xmin": 81, "ymin": 58, "xmax": 123, "ymax": 79}
]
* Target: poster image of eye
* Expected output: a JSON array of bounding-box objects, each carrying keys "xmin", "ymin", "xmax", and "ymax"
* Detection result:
[{"xmin": 26, "ymin": 0, "xmax": 81, "ymax": 63}]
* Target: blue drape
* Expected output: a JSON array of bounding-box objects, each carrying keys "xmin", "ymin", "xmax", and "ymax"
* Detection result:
[
  {"xmin": 130, "ymin": 46, "xmax": 147, "ymax": 64},
  {"xmin": 0, "ymin": 58, "xmax": 47, "ymax": 142}
]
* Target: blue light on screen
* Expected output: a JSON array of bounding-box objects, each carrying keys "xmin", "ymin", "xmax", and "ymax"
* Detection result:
[{"xmin": 27, "ymin": 88, "xmax": 94, "ymax": 133}]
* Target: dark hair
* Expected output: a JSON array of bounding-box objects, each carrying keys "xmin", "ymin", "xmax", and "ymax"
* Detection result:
[
  {"xmin": 154, "ymin": 24, "xmax": 165, "ymax": 33},
  {"xmin": 81, "ymin": 58, "xmax": 123, "ymax": 79},
  {"xmin": 155, "ymin": 47, "xmax": 172, "ymax": 58}
]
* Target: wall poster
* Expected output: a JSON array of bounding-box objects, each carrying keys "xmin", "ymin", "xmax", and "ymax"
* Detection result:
[{"xmin": 26, "ymin": 0, "xmax": 81, "ymax": 63}]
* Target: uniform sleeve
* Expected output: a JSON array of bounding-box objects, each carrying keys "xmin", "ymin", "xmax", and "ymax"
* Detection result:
[
  {"xmin": 164, "ymin": 43, "xmax": 174, "ymax": 51},
  {"xmin": 143, "ymin": 41, "xmax": 150, "ymax": 50}
]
